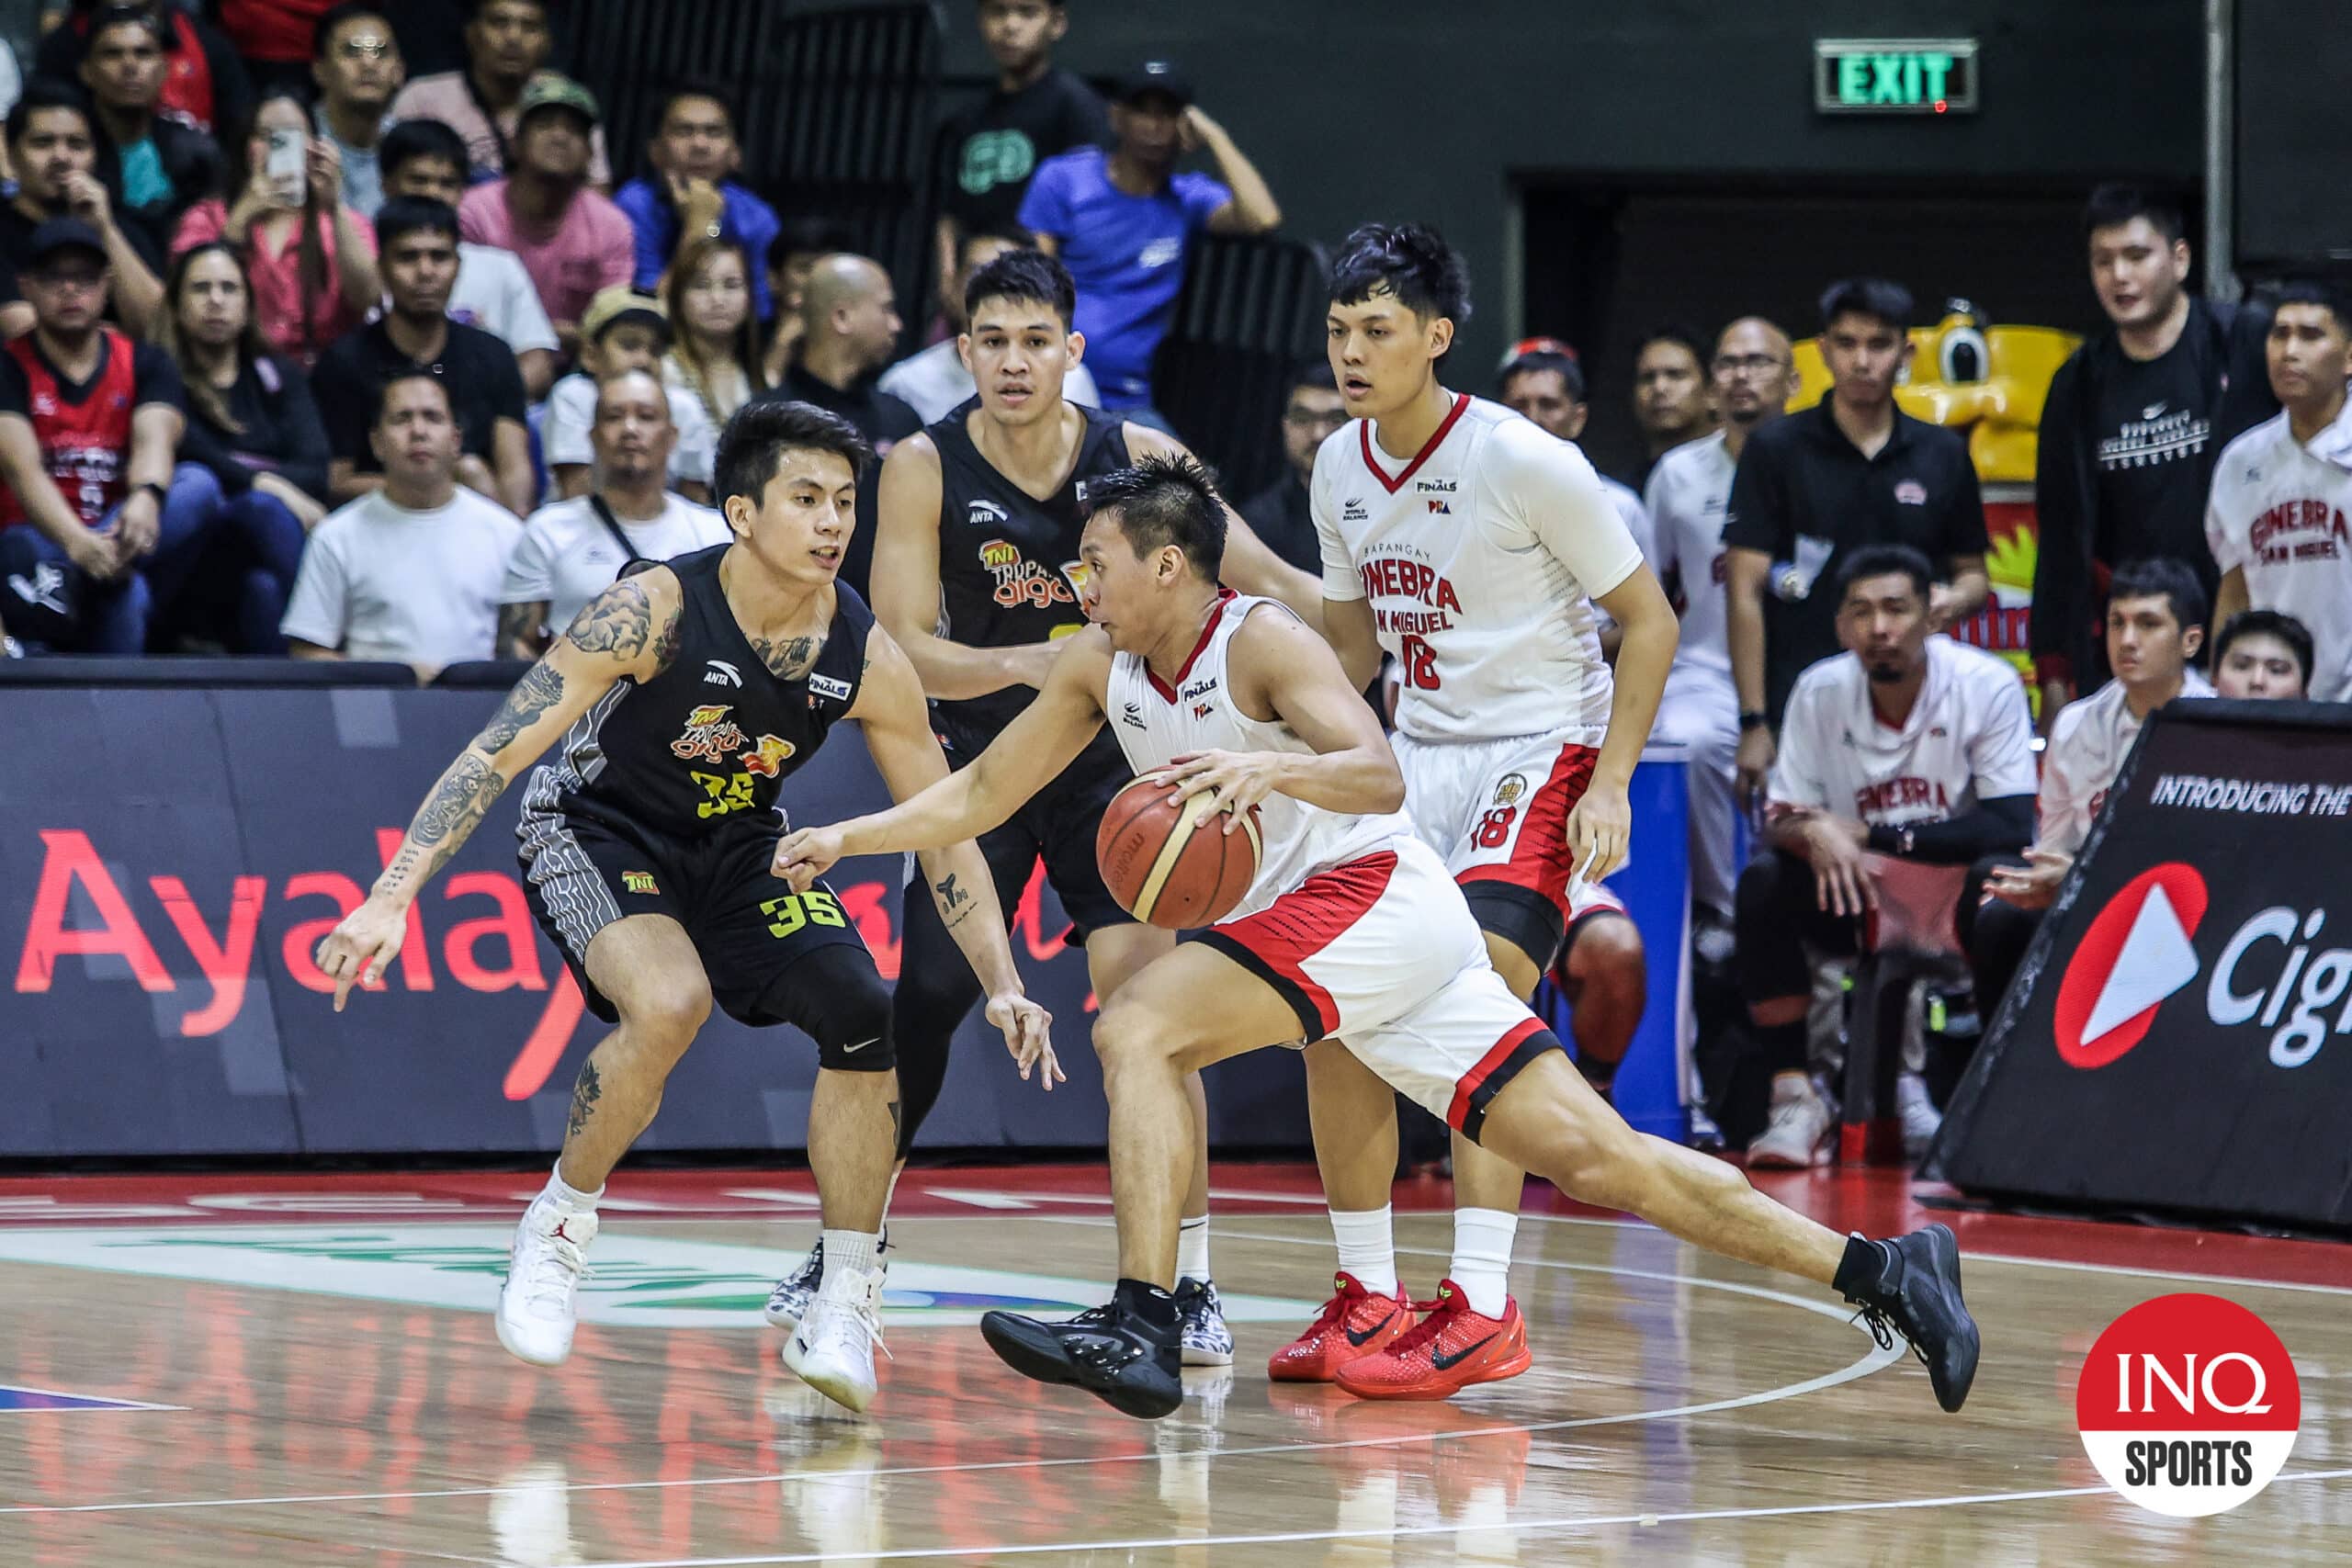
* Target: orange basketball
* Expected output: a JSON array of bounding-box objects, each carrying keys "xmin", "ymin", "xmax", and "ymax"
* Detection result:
[{"xmin": 1095, "ymin": 777, "xmax": 1262, "ymax": 929}]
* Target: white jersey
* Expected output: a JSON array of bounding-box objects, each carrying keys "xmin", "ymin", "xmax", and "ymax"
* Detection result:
[
  {"xmin": 1768, "ymin": 636, "xmax": 2037, "ymax": 829},
  {"xmin": 503, "ymin": 493, "xmax": 730, "ymax": 633},
  {"xmin": 2038, "ymin": 672, "xmax": 2212, "ymax": 855},
  {"xmin": 1643, "ymin": 429, "xmax": 1737, "ymax": 695},
  {"xmin": 1103, "ymin": 594, "xmax": 1411, "ymax": 921},
  {"xmin": 2205, "ymin": 398, "xmax": 2352, "ymax": 702},
  {"xmin": 1313, "ymin": 394, "xmax": 1645, "ymax": 746}
]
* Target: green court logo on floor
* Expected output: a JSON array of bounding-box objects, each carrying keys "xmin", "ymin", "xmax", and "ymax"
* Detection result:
[{"xmin": 0, "ymin": 1226, "xmax": 1317, "ymax": 1329}]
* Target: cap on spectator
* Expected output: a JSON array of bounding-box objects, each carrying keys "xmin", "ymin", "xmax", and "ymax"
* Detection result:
[
  {"xmin": 27, "ymin": 218, "xmax": 108, "ymax": 271},
  {"xmin": 517, "ymin": 73, "xmax": 601, "ymax": 130},
  {"xmin": 1113, "ymin": 61, "xmax": 1194, "ymax": 108},
  {"xmin": 582, "ymin": 286, "xmax": 669, "ymax": 344}
]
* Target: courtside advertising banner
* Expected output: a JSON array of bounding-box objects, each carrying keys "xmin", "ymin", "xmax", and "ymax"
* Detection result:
[{"xmin": 1933, "ymin": 701, "xmax": 2352, "ymax": 1229}]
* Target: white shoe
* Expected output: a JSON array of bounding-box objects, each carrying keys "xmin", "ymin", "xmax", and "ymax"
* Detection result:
[
  {"xmin": 1747, "ymin": 1077, "xmax": 1831, "ymax": 1168},
  {"xmin": 497, "ymin": 1200, "xmax": 596, "ymax": 1367},
  {"xmin": 784, "ymin": 1262, "xmax": 888, "ymax": 1413},
  {"xmin": 1897, "ymin": 1072, "xmax": 1943, "ymax": 1160}
]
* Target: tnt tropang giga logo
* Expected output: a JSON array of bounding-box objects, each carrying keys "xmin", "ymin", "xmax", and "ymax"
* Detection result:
[{"xmin": 2075, "ymin": 1293, "xmax": 2301, "ymax": 1517}]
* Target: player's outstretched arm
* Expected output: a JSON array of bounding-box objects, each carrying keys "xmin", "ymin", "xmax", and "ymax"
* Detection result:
[
  {"xmin": 871, "ymin": 434, "xmax": 1065, "ymax": 698},
  {"xmin": 1124, "ymin": 423, "xmax": 1328, "ymax": 632},
  {"xmin": 1156, "ymin": 605, "xmax": 1405, "ymax": 826},
  {"xmin": 774, "ymin": 628, "xmax": 1113, "ymax": 880},
  {"xmin": 1574, "ymin": 564, "xmax": 1679, "ymax": 880},
  {"xmin": 842, "ymin": 627, "xmax": 1060, "ymax": 1089},
  {"xmin": 314, "ymin": 571, "xmax": 683, "ymax": 1009}
]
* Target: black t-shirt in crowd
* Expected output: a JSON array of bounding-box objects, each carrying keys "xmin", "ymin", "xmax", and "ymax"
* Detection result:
[
  {"xmin": 1239, "ymin": 470, "xmax": 1320, "ymax": 575},
  {"xmin": 2088, "ymin": 337, "xmax": 2220, "ymax": 597},
  {"xmin": 177, "ymin": 355, "xmax": 334, "ymax": 503},
  {"xmin": 311, "ymin": 316, "xmax": 528, "ymax": 472},
  {"xmin": 1723, "ymin": 400, "xmax": 1989, "ymax": 721},
  {"xmin": 940, "ymin": 68, "xmax": 1112, "ymax": 235},
  {"xmin": 0, "ymin": 202, "xmax": 165, "ymax": 323}
]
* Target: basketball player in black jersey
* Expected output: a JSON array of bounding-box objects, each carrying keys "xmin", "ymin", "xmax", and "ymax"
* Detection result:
[
  {"xmin": 315, "ymin": 399, "xmax": 1057, "ymax": 1415},
  {"xmin": 763, "ymin": 250, "xmax": 1332, "ymax": 1363}
]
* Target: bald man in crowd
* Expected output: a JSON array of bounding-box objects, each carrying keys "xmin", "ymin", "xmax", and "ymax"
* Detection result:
[{"xmin": 749, "ymin": 250, "xmax": 921, "ymax": 596}]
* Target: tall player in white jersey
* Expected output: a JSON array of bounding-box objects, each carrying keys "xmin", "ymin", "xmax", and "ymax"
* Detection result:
[
  {"xmin": 771, "ymin": 454, "xmax": 1978, "ymax": 1421},
  {"xmin": 1276, "ymin": 223, "xmax": 1682, "ymax": 1400}
]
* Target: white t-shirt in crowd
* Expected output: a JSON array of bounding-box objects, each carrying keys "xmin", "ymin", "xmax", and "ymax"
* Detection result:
[
  {"xmin": 450, "ymin": 243, "xmax": 560, "ymax": 359},
  {"xmin": 2205, "ymin": 396, "xmax": 2352, "ymax": 702},
  {"xmin": 281, "ymin": 488, "xmax": 522, "ymax": 671},
  {"xmin": 1769, "ymin": 635, "xmax": 2037, "ymax": 829},
  {"xmin": 2038, "ymin": 671, "xmax": 2213, "ymax": 855},
  {"xmin": 877, "ymin": 336, "xmax": 1102, "ymax": 425},
  {"xmin": 1644, "ymin": 428, "xmax": 1738, "ymax": 694},
  {"xmin": 1314, "ymin": 393, "xmax": 1644, "ymax": 746},
  {"xmin": 503, "ymin": 493, "xmax": 730, "ymax": 633},
  {"xmin": 541, "ymin": 372, "xmax": 718, "ymax": 486}
]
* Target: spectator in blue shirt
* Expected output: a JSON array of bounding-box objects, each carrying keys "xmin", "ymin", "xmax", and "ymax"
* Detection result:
[
  {"xmin": 1017, "ymin": 61, "xmax": 1280, "ymax": 413},
  {"xmin": 614, "ymin": 86, "xmax": 782, "ymax": 321}
]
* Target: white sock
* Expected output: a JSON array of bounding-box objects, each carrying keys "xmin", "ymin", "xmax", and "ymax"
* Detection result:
[
  {"xmin": 1449, "ymin": 1207, "xmax": 1517, "ymax": 1318},
  {"xmin": 1329, "ymin": 1206, "xmax": 1397, "ymax": 1298},
  {"xmin": 819, "ymin": 1228, "xmax": 881, "ymax": 1287},
  {"xmin": 543, "ymin": 1163, "xmax": 601, "ymax": 1212},
  {"xmin": 1176, "ymin": 1214, "xmax": 1211, "ymax": 1283}
]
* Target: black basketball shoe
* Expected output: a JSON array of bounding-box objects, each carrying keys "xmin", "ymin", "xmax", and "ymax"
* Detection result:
[
  {"xmin": 1836, "ymin": 1223, "xmax": 1980, "ymax": 1413},
  {"xmin": 981, "ymin": 1288, "xmax": 1182, "ymax": 1420}
]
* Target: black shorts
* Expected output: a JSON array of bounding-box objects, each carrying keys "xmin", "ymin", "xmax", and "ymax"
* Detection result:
[
  {"xmin": 937, "ymin": 728, "xmax": 1136, "ymax": 943},
  {"xmin": 518, "ymin": 807, "xmax": 874, "ymax": 1028}
]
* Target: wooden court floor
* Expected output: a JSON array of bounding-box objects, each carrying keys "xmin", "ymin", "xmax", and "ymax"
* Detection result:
[{"xmin": 0, "ymin": 1163, "xmax": 2347, "ymax": 1565}]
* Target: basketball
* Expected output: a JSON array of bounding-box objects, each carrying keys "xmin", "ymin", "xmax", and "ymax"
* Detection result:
[{"xmin": 1094, "ymin": 776, "xmax": 1261, "ymax": 928}]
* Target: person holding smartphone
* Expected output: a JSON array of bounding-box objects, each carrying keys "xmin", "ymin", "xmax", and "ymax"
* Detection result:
[{"xmin": 170, "ymin": 88, "xmax": 381, "ymax": 366}]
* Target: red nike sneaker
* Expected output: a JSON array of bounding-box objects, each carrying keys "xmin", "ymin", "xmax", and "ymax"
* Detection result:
[
  {"xmin": 1333, "ymin": 1280, "xmax": 1531, "ymax": 1400},
  {"xmin": 1268, "ymin": 1271, "xmax": 1415, "ymax": 1382}
]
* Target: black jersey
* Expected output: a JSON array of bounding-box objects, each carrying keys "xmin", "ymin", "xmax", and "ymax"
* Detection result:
[
  {"xmin": 524, "ymin": 543, "xmax": 874, "ymax": 837},
  {"xmin": 929, "ymin": 400, "xmax": 1132, "ymax": 752}
]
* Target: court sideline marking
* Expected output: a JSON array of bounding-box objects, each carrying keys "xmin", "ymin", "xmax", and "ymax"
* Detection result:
[{"xmin": 0, "ymin": 1249, "xmax": 1902, "ymax": 1517}]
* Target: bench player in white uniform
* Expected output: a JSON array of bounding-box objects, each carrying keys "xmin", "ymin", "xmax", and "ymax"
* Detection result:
[
  {"xmin": 771, "ymin": 453, "xmax": 1978, "ymax": 1421},
  {"xmin": 1283, "ymin": 224, "xmax": 1682, "ymax": 1400}
]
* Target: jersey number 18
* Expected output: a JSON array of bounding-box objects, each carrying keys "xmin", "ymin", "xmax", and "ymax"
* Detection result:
[{"xmin": 1398, "ymin": 634, "xmax": 1442, "ymax": 691}]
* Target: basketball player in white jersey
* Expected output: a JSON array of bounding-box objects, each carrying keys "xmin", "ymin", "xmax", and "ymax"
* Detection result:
[
  {"xmin": 1275, "ymin": 223, "xmax": 1681, "ymax": 1400},
  {"xmin": 1644, "ymin": 317, "xmax": 1795, "ymax": 928},
  {"xmin": 771, "ymin": 454, "xmax": 1979, "ymax": 1422}
]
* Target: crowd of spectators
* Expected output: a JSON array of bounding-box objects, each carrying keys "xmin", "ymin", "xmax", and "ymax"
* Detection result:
[{"xmin": 0, "ymin": 1, "xmax": 2342, "ymax": 1170}]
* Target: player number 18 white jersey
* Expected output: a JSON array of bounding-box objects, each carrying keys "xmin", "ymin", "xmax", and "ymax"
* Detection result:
[{"xmin": 1313, "ymin": 394, "xmax": 1645, "ymax": 746}]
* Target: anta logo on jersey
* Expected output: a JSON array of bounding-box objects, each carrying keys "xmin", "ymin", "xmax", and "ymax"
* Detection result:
[
  {"xmin": 1361, "ymin": 556, "xmax": 1463, "ymax": 637},
  {"xmin": 967, "ymin": 499, "xmax": 1009, "ymax": 527},
  {"xmin": 703, "ymin": 660, "xmax": 742, "ymax": 687},
  {"xmin": 671, "ymin": 704, "xmax": 747, "ymax": 762},
  {"xmin": 978, "ymin": 538, "xmax": 1077, "ymax": 610},
  {"xmin": 2248, "ymin": 499, "xmax": 2349, "ymax": 566},
  {"xmin": 1854, "ymin": 776, "xmax": 1952, "ymax": 818}
]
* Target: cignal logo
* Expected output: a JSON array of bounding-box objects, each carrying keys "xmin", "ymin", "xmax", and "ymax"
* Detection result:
[
  {"xmin": 2076, "ymin": 1293, "xmax": 2300, "ymax": 1517},
  {"xmin": 2054, "ymin": 862, "xmax": 2352, "ymax": 1070}
]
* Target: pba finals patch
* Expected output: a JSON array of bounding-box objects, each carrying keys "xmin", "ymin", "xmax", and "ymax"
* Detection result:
[{"xmin": 2075, "ymin": 1292, "xmax": 2300, "ymax": 1517}]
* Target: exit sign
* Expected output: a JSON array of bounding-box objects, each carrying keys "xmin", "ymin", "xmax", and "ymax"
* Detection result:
[{"xmin": 1815, "ymin": 39, "xmax": 1979, "ymax": 115}]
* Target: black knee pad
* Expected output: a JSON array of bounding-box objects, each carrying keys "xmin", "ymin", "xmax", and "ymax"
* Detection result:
[
  {"xmin": 1461, "ymin": 882, "xmax": 1566, "ymax": 976},
  {"xmin": 763, "ymin": 945, "xmax": 897, "ymax": 1072}
]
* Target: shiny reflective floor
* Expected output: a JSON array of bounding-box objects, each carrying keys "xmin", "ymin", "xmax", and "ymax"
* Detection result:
[{"xmin": 0, "ymin": 1165, "xmax": 2347, "ymax": 1564}]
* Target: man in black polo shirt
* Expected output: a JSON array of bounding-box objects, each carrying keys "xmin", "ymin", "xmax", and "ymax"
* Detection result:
[
  {"xmin": 313, "ymin": 197, "xmax": 534, "ymax": 515},
  {"xmin": 0, "ymin": 79, "xmax": 166, "ymax": 340},
  {"xmin": 1724, "ymin": 277, "xmax": 1989, "ymax": 799}
]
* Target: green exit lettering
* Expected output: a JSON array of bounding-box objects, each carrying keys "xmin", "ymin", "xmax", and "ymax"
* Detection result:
[{"xmin": 1838, "ymin": 51, "xmax": 1955, "ymax": 106}]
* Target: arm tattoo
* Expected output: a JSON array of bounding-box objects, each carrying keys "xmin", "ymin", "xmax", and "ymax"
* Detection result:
[
  {"xmin": 567, "ymin": 1059, "xmax": 603, "ymax": 1140},
  {"xmin": 749, "ymin": 634, "xmax": 825, "ymax": 681},
  {"xmin": 398, "ymin": 750, "xmax": 508, "ymax": 886},
  {"xmin": 563, "ymin": 579, "xmax": 657, "ymax": 660},
  {"xmin": 651, "ymin": 600, "xmax": 683, "ymax": 672},
  {"xmin": 498, "ymin": 601, "xmax": 547, "ymax": 658},
  {"xmin": 477, "ymin": 662, "xmax": 566, "ymax": 753}
]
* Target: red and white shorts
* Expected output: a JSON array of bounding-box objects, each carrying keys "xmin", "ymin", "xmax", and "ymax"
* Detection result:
[
  {"xmin": 1391, "ymin": 728, "xmax": 1600, "ymax": 919},
  {"xmin": 1193, "ymin": 833, "xmax": 1563, "ymax": 1142}
]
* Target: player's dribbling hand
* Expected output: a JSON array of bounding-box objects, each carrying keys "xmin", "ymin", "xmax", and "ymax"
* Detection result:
[
  {"xmin": 770, "ymin": 826, "xmax": 845, "ymax": 891},
  {"xmin": 315, "ymin": 895, "xmax": 410, "ymax": 1011},
  {"xmin": 1566, "ymin": 777, "xmax": 1632, "ymax": 882},
  {"xmin": 986, "ymin": 990, "xmax": 1063, "ymax": 1090},
  {"xmin": 1154, "ymin": 750, "xmax": 1280, "ymax": 831}
]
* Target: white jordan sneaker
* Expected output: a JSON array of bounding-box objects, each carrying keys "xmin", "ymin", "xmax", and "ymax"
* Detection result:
[
  {"xmin": 783, "ymin": 1261, "xmax": 888, "ymax": 1413},
  {"xmin": 497, "ymin": 1200, "xmax": 596, "ymax": 1367},
  {"xmin": 1747, "ymin": 1076, "xmax": 1832, "ymax": 1168},
  {"xmin": 1897, "ymin": 1072, "xmax": 1944, "ymax": 1161}
]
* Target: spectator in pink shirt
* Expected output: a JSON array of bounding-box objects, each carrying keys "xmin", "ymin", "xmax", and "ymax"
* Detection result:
[
  {"xmin": 456, "ymin": 73, "xmax": 631, "ymax": 362},
  {"xmin": 171, "ymin": 89, "xmax": 381, "ymax": 366},
  {"xmin": 387, "ymin": 0, "xmax": 610, "ymax": 187}
]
